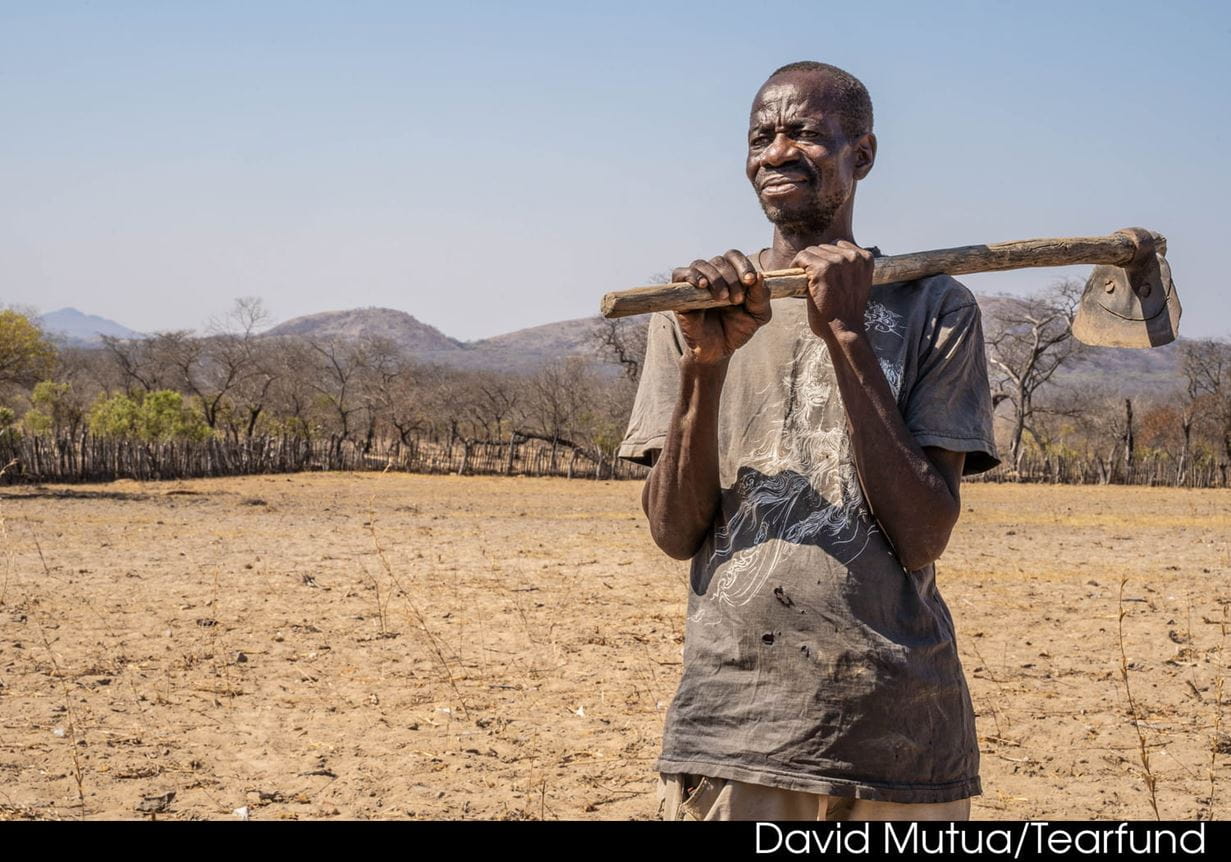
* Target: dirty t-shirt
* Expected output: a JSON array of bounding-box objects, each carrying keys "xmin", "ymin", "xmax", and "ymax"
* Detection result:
[{"xmin": 618, "ymin": 269, "xmax": 999, "ymax": 803}]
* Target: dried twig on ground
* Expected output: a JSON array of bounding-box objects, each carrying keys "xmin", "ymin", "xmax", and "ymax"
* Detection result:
[
  {"xmin": 1118, "ymin": 576, "xmax": 1161, "ymax": 820},
  {"xmin": 366, "ymin": 510, "xmax": 470, "ymax": 719}
]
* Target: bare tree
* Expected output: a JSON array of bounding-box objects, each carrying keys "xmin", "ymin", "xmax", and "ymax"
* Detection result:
[
  {"xmin": 525, "ymin": 357, "xmax": 597, "ymax": 470},
  {"xmin": 1084, "ymin": 395, "xmax": 1133, "ymax": 484},
  {"xmin": 469, "ymin": 373, "xmax": 524, "ymax": 441},
  {"xmin": 265, "ymin": 338, "xmax": 318, "ymax": 438},
  {"xmin": 208, "ymin": 296, "xmax": 270, "ymax": 340},
  {"xmin": 172, "ymin": 298, "xmax": 277, "ymax": 434},
  {"xmin": 350, "ymin": 336, "xmax": 409, "ymax": 452},
  {"xmin": 307, "ymin": 339, "xmax": 362, "ymax": 455},
  {"xmin": 222, "ymin": 338, "xmax": 279, "ymax": 440},
  {"xmin": 984, "ymin": 279, "xmax": 1088, "ymax": 472},
  {"xmin": 385, "ymin": 361, "xmax": 446, "ymax": 446},
  {"xmin": 1019, "ymin": 379, "xmax": 1094, "ymax": 457},
  {"xmin": 100, "ymin": 333, "xmax": 179, "ymax": 393},
  {"xmin": 590, "ymin": 270, "xmax": 666, "ymax": 383},
  {"xmin": 1180, "ymin": 337, "xmax": 1231, "ymax": 484},
  {"xmin": 593, "ymin": 316, "xmax": 649, "ymax": 383},
  {"xmin": 437, "ymin": 370, "xmax": 529, "ymax": 475}
]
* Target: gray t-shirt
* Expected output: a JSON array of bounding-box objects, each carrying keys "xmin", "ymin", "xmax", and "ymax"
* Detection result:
[{"xmin": 618, "ymin": 270, "xmax": 999, "ymax": 804}]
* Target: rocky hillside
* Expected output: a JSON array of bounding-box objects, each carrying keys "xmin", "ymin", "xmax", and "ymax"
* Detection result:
[
  {"xmin": 1057, "ymin": 340, "xmax": 1183, "ymax": 397},
  {"xmin": 264, "ymin": 307, "xmax": 462, "ymax": 352},
  {"xmin": 266, "ymin": 308, "xmax": 615, "ymax": 374}
]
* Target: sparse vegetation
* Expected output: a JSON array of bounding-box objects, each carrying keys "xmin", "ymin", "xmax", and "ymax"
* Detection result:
[
  {"xmin": 2, "ymin": 293, "xmax": 1228, "ymax": 486},
  {"xmin": 0, "ymin": 475, "xmax": 1226, "ymax": 819}
]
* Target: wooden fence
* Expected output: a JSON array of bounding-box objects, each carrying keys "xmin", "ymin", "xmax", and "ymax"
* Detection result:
[
  {"xmin": 0, "ymin": 432, "xmax": 1223, "ymax": 488},
  {"xmin": 0, "ymin": 432, "xmax": 649, "ymax": 484},
  {"xmin": 970, "ymin": 450, "xmax": 1227, "ymax": 488}
]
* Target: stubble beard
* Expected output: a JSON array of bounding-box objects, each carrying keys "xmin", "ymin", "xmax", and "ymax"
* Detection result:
[{"xmin": 758, "ymin": 185, "xmax": 849, "ymax": 239}]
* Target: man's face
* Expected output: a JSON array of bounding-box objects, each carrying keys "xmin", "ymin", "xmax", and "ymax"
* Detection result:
[{"xmin": 745, "ymin": 73, "xmax": 873, "ymax": 235}]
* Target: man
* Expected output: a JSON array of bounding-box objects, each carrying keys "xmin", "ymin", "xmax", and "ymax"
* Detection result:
[{"xmin": 617, "ymin": 61, "xmax": 1000, "ymax": 821}]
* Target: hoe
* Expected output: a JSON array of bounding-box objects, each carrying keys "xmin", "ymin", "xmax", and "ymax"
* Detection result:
[{"xmin": 600, "ymin": 227, "xmax": 1181, "ymax": 349}]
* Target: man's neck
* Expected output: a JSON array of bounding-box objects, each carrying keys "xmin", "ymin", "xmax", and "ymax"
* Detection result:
[{"xmin": 762, "ymin": 222, "xmax": 856, "ymax": 271}]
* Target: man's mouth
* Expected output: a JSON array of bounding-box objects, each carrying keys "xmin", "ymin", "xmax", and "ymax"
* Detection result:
[{"xmin": 759, "ymin": 171, "xmax": 812, "ymax": 196}]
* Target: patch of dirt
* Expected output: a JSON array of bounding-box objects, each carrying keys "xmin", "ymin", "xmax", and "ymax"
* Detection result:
[{"xmin": 0, "ymin": 474, "xmax": 1227, "ymax": 820}]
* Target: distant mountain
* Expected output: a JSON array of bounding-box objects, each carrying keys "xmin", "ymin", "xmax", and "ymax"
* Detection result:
[
  {"xmin": 266, "ymin": 308, "xmax": 616, "ymax": 374},
  {"xmin": 1054, "ymin": 340, "xmax": 1183, "ymax": 397},
  {"xmin": 470, "ymin": 317, "xmax": 607, "ymax": 356},
  {"xmin": 265, "ymin": 307, "xmax": 462, "ymax": 352},
  {"xmin": 450, "ymin": 316, "xmax": 616, "ymax": 373},
  {"xmin": 38, "ymin": 308, "xmax": 143, "ymax": 345}
]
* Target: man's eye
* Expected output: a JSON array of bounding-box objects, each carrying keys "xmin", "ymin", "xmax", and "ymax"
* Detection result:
[{"xmin": 795, "ymin": 130, "xmax": 819, "ymax": 140}]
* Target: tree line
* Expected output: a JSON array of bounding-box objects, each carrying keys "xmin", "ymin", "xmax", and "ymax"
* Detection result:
[
  {"xmin": 0, "ymin": 300, "xmax": 641, "ymax": 483},
  {"xmin": 1, "ymin": 287, "xmax": 1229, "ymax": 486}
]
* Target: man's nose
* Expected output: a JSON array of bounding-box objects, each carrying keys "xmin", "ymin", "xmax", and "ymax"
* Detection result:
[{"xmin": 762, "ymin": 132, "xmax": 800, "ymax": 166}]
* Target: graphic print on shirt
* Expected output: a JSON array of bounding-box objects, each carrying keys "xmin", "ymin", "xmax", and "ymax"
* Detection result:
[{"xmin": 692, "ymin": 302, "xmax": 905, "ymax": 623}]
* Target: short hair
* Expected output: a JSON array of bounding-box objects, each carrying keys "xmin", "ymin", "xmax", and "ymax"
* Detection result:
[{"xmin": 767, "ymin": 61, "xmax": 873, "ymax": 139}]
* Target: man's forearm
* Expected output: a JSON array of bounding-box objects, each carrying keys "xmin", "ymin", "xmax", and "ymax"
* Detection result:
[
  {"xmin": 642, "ymin": 355, "xmax": 728, "ymax": 560},
  {"xmin": 821, "ymin": 324, "xmax": 960, "ymax": 570}
]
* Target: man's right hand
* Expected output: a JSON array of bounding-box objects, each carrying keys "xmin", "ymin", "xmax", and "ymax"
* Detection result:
[{"xmin": 672, "ymin": 250, "xmax": 772, "ymax": 365}]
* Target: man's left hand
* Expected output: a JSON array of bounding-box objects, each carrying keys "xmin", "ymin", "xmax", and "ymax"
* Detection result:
[{"xmin": 792, "ymin": 240, "xmax": 875, "ymax": 339}]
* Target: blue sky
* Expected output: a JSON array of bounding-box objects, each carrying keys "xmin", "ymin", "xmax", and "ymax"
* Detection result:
[{"xmin": 2, "ymin": 0, "xmax": 1228, "ymax": 339}]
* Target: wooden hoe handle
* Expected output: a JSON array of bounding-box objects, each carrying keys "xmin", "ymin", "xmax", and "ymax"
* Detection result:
[{"xmin": 599, "ymin": 230, "xmax": 1167, "ymax": 319}]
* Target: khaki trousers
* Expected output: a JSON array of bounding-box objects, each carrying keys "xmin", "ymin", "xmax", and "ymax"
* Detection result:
[{"xmin": 659, "ymin": 773, "xmax": 971, "ymax": 821}]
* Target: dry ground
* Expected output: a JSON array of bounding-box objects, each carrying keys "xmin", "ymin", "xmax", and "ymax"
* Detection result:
[{"xmin": 0, "ymin": 473, "xmax": 1228, "ymax": 820}]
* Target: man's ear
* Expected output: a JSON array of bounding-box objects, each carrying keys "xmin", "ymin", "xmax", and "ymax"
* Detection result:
[{"xmin": 853, "ymin": 132, "xmax": 877, "ymax": 180}]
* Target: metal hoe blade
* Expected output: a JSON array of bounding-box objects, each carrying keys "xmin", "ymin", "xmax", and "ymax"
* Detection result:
[{"xmin": 1072, "ymin": 228, "xmax": 1182, "ymax": 348}]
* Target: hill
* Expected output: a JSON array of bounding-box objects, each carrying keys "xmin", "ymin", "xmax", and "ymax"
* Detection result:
[
  {"xmin": 264, "ymin": 307, "xmax": 462, "ymax": 352},
  {"xmin": 451, "ymin": 317, "xmax": 615, "ymax": 373},
  {"xmin": 1057, "ymin": 340, "xmax": 1183, "ymax": 397},
  {"xmin": 265, "ymin": 308, "xmax": 615, "ymax": 374},
  {"xmin": 38, "ymin": 308, "xmax": 143, "ymax": 345}
]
